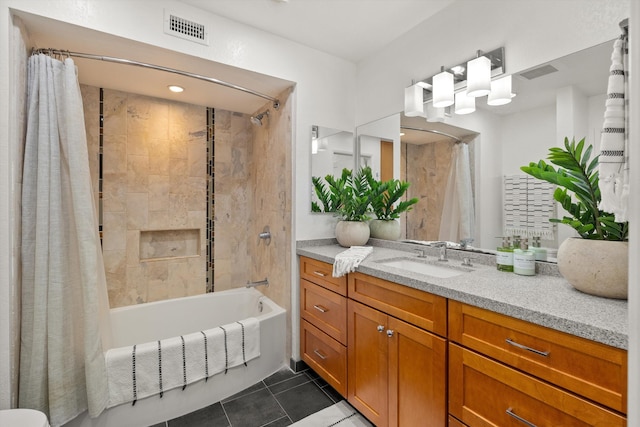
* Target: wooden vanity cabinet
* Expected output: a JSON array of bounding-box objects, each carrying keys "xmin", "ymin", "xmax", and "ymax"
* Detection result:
[
  {"xmin": 448, "ymin": 300, "xmax": 628, "ymax": 426},
  {"xmin": 299, "ymin": 257, "xmax": 348, "ymax": 396},
  {"xmin": 347, "ymin": 273, "xmax": 447, "ymax": 427}
]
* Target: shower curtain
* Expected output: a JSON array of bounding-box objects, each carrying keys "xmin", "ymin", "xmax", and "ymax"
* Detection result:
[
  {"xmin": 598, "ymin": 28, "xmax": 629, "ymax": 222},
  {"xmin": 19, "ymin": 54, "xmax": 112, "ymax": 426},
  {"xmin": 439, "ymin": 140, "xmax": 475, "ymax": 243}
]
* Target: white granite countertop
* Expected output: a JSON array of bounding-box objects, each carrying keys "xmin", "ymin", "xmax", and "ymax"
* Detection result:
[{"xmin": 297, "ymin": 239, "xmax": 628, "ymax": 350}]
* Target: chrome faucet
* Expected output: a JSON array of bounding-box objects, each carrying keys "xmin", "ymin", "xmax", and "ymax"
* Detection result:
[
  {"xmin": 415, "ymin": 249, "xmax": 427, "ymax": 258},
  {"xmin": 459, "ymin": 238, "xmax": 474, "ymax": 250},
  {"xmin": 246, "ymin": 278, "xmax": 269, "ymax": 288},
  {"xmin": 431, "ymin": 242, "xmax": 448, "ymax": 262}
]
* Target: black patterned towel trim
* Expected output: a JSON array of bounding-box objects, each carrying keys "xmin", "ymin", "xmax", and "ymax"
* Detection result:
[
  {"xmin": 181, "ymin": 335, "xmax": 187, "ymax": 390},
  {"xmin": 237, "ymin": 321, "xmax": 247, "ymax": 366},
  {"xmin": 132, "ymin": 344, "xmax": 137, "ymax": 406},
  {"xmin": 220, "ymin": 326, "xmax": 229, "ymax": 374},
  {"xmin": 157, "ymin": 340, "xmax": 163, "ymax": 398},
  {"xmin": 201, "ymin": 331, "xmax": 209, "ymax": 382}
]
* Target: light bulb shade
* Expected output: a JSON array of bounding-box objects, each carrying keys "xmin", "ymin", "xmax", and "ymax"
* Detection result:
[
  {"xmin": 455, "ymin": 91, "xmax": 475, "ymax": 115},
  {"xmin": 432, "ymin": 71, "xmax": 454, "ymax": 108},
  {"xmin": 487, "ymin": 75, "xmax": 513, "ymax": 106},
  {"xmin": 404, "ymin": 84, "xmax": 424, "ymax": 117},
  {"xmin": 466, "ymin": 56, "xmax": 491, "ymax": 97},
  {"xmin": 425, "ymin": 103, "xmax": 445, "ymax": 122}
]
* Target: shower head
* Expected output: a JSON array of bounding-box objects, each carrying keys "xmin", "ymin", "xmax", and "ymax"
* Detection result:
[{"xmin": 250, "ymin": 110, "xmax": 269, "ymax": 126}]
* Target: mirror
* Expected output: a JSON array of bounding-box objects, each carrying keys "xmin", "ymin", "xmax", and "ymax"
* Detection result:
[
  {"xmin": 310, "ymin": 125, "xmax": 354, "ymax": 212},
  {"xmin": 356, "ymin": 40, "xmax": 613, "ymax": 258}
]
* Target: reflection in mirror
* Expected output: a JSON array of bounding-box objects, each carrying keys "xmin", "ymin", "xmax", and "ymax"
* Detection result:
[
  {"xmin": 310, "ymin": 125, "xmax": 354, "ymax": 212},
  {"xmin": 357, "ymin": 39, "xmax": 613, "ymax": 260},
  {"xmin": 400, "ymin": 120, "xmax": 477, "ymax": 244}
]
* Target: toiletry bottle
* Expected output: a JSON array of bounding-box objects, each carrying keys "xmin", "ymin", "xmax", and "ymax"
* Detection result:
[
  {"xmin": 513, "ymin": 238, "xmax": 536, "ymax": 276},
  {"xmin": 530, "ymin": 236, "xmax": 548, "ymax": 261},
  {"xmin": 512, "ymin": 235, "xmax": 521, "ymax": 250},
  {"xmin": 496, "ymin": 237, "xmax": 514, "ymax": 272}
]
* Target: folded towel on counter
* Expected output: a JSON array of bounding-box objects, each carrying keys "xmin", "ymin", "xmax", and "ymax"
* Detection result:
[
  {"xmin": 105, "ymin": 317, "xmax": 260, "ymax": 408},
  {"xmin": 332, "ymin": 246, "xmax": 373, "ymax": 277}
]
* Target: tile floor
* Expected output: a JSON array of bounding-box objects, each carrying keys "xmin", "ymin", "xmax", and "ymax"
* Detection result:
[{"xmin": 151, "ymin": 367, "xmax": 344, "ymax": 427}]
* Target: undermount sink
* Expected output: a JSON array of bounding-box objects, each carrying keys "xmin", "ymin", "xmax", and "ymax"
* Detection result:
[{"xmin": 376, "ymin": 257, "xmax": 470, "ymax": 278}]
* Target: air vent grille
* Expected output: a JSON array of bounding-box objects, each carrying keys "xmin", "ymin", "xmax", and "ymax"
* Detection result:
[
  {"xmin": 519, "ymin": 64, "xmax": 558, "ymax": 80},
  {"xmin": 164, "ymin": 10, "xmax": 209, "ymax": 45}
]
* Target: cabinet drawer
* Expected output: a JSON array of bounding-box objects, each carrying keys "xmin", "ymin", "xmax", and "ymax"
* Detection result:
[
  {"xmin": 300, "ymin": 256, "xmax": 347, "ymax": 295},
  {"xmin": 448, "ymin": 301, "xmax": 627, "ymax": 413},
  {"xmin": 348, "ymin": 272, "xmax": 447, "ymax": 336},
  {"xmin": 448, "ymin": 415, "xmax": 468, "ymax": 427},
  {"xmin": 301, "ymin": 278, "xmax": 347, "ymax": 344},
  {"xmin": 301, "ymin": 319, "xmax": 347, "ymax": 396},
  {"xmin": 449, "ymin": 344, "xmax": 626, "ymax": 427}
]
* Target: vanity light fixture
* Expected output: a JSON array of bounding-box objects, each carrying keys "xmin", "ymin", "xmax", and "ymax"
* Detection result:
[
  {"xmin": 425, "ymin": 102, "xmax": 445, "ymax": 122},
  {"xmin": 432, "ymin": 68, "xmax": 454, "ymax": 108},
  {"xmin": 404, "ymin": 81, "xmax": 430, "ymax": 117},
  {"xmin": 455, "ymin": 91, "xmax": 475, "ymax": 115},
  {"xmin": 403, "ymin": 46, "xmax": 505, "ymax": 116},
  {"xmin": 487, "ymin": 75, "xmax": 514, "ymax": 106},
  {"xmin": 168, "ymin": 85, "xmax": 184, "ymax": 93},
  {"xmin": 466, "ymin": 53, "xmax": 491, "ymax": 97}
]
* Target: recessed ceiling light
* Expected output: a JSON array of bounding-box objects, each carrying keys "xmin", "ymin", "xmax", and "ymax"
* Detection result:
[{"xmin": 168, "ymin": 85, "xmax": 184, "ymax": 93}]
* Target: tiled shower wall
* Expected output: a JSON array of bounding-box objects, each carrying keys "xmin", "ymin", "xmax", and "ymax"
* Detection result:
[
  {"xmin": 81, "ymin": 86, "xmax": 292, "ymax": 317},
  {"xmin": 404, "ymin": 140, "xmax": 454, "ymax": 241}
]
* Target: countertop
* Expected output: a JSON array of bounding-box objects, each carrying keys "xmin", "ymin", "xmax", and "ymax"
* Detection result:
[{"xmin": 297, "ymin": 239, "xmax": 628, "ymax": 350}]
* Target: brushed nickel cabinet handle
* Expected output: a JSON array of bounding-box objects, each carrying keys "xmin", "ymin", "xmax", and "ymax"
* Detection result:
[
  {"xmin": 506, "ymin": 408, "xmax": 538, "ymax": 427},
  {"xmin": 313, "ymin": 304, "xmax": 328, "ymax": 313},
  {"xmin": 505, "ymin": 338, "xmax": 550, "ymax": 357},
  {"xmin": 313, "ymin": 271, "xmax": 327, "ymax": 277},
  {"xmin": 377, "ymin": 325, "xmax": 385, "ymax": 332},
  {"xmin": 386, "ymin": 330, "xmax": 394, "ymax": 337},
  {"xmin": 313, "ymin": 349, "xmax": 327, "ymax": 360}
]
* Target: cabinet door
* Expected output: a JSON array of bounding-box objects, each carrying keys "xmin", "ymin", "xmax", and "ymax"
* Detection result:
[
  {"xmin": 388, "ymin": 316, "xmax": 447, "ymax": 427},
  {"xmin": 348, "ymin": 300, "xmax": 389, "ymax": 427}
]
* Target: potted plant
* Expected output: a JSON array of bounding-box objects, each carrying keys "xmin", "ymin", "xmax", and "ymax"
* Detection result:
[
  {"xmin": 312, "ymin": 167, "xmax": 373, "ymax": 247},
  {"xmin": 367, "ymin": 174, "xmax": 419, "ymax": 240},
  {"xmin": 521, "ymin": 137, "xmax": 629, "ymax": 299}
]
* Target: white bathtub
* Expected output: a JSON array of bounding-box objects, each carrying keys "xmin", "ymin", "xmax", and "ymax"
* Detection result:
[{"xmin": 66, "ymin": 287, "xmax": 286, "ymax": 427}]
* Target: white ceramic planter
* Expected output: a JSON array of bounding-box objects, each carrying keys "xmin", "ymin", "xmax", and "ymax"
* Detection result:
[
  {"xmin": 335, "ymin": 220, "xmax": 370, "ymax": 247},
  {"xmin": 369, "ymin": 219, "xmax": 401, "ymax": 241},
  {"xmin": 557, "ymin": 237, "xmax": 628, "ymax": 299}
]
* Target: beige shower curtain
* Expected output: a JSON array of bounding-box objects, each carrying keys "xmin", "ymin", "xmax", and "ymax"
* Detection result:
[
  {"xmin": 20, "ymin": 53, "xmax": 112, "ymax": 426},
  {"xmin": 438, "ymin": 139, "xmax": 476, "ymax": 243}
]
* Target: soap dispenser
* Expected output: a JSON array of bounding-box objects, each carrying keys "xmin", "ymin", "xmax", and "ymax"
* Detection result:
[
  {"xmin": 513, "ymin": 238, "xmax": 536, "ymax": 276},
  {"xmin": 496, "ymin": 237, "xmax": 514, "ymax": 272},
  {"xmin": 530, "ymin": 236, "xmax": 548, "ymax": 261}
]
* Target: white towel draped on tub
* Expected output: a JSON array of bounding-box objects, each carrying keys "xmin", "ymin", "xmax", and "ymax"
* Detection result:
[{"xmin": 105, "ymin": 317, "xmax": 260, "ymax": 408}]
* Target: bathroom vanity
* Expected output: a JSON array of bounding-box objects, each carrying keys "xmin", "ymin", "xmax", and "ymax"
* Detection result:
[{"xmin": 297, "ymin": 240, "xmax": 628, "ymax": 427}]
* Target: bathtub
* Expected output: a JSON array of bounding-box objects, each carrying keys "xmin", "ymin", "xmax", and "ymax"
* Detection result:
[{"xmin": 66, "ymin": 287, "xmax": 286, "ymax": 427}]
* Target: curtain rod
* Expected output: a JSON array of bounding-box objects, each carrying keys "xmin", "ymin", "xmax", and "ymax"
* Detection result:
[
  {"xmin": 31, "ymin": 48, "xmax": 280, "ymax": 109},
  {"xmin": 400, "ymin": 126, "xmax": 463, "ymax": 143}
]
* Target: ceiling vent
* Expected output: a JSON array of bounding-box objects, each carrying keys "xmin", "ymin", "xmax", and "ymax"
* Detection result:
[
  {"xmin": 164, "ymin": 9, "xmax": 209, "ymax": 45},
  {"xmin": 519, "ymin": 64, "xmax": 559, "ymax": 80}
]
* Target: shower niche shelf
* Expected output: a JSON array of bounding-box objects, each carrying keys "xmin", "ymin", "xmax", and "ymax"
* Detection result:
[{"xmin": 139, "ymin": 228, "xmax": 200, "ymax": 261}]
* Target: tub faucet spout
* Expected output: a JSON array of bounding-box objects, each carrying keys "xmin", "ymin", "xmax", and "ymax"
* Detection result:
[{"xmin": 246, "ymin": 278, "xmax": 269, "ymax": 288}]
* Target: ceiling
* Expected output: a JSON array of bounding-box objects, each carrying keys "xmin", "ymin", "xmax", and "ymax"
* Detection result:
[{"xmin": 177, "ymin": 0, "xmax": 455, "ymax": 62}]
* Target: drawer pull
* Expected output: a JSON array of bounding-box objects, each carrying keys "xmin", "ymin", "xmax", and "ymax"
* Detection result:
[
  {"xmin": 505, "ymin": 338, "xmax": 550, "ymax": 357},
  {"xmin": 312, "ymin": 271, "xmax": 327, "ymax": 277},
  {"xmin": 313, "ymin": 304, "xmax": 328, "ymax": 313},
  {"xmin": 506, "ymin": 408, "xmax": 538, "ymax": 427},
  {"xmin": 377, "ymin": 325, "xmax": 385, "ymax": 332},
  {"xmin": 386, "ymin": 329, "xmax": 394, "ymax": 337},
  {"xmin": 313, "ymin": 349, "xmax": 327, "ymax": 360}
]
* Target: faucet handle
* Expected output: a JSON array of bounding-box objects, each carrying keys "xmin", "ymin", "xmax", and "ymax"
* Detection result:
[
  {"xmin": 461, "ymin": 257, "xmax": 475, "ymax": 267},
  {"xmin": 415, "ymin": 249, "xmax": 426, "ymax": 258}
]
